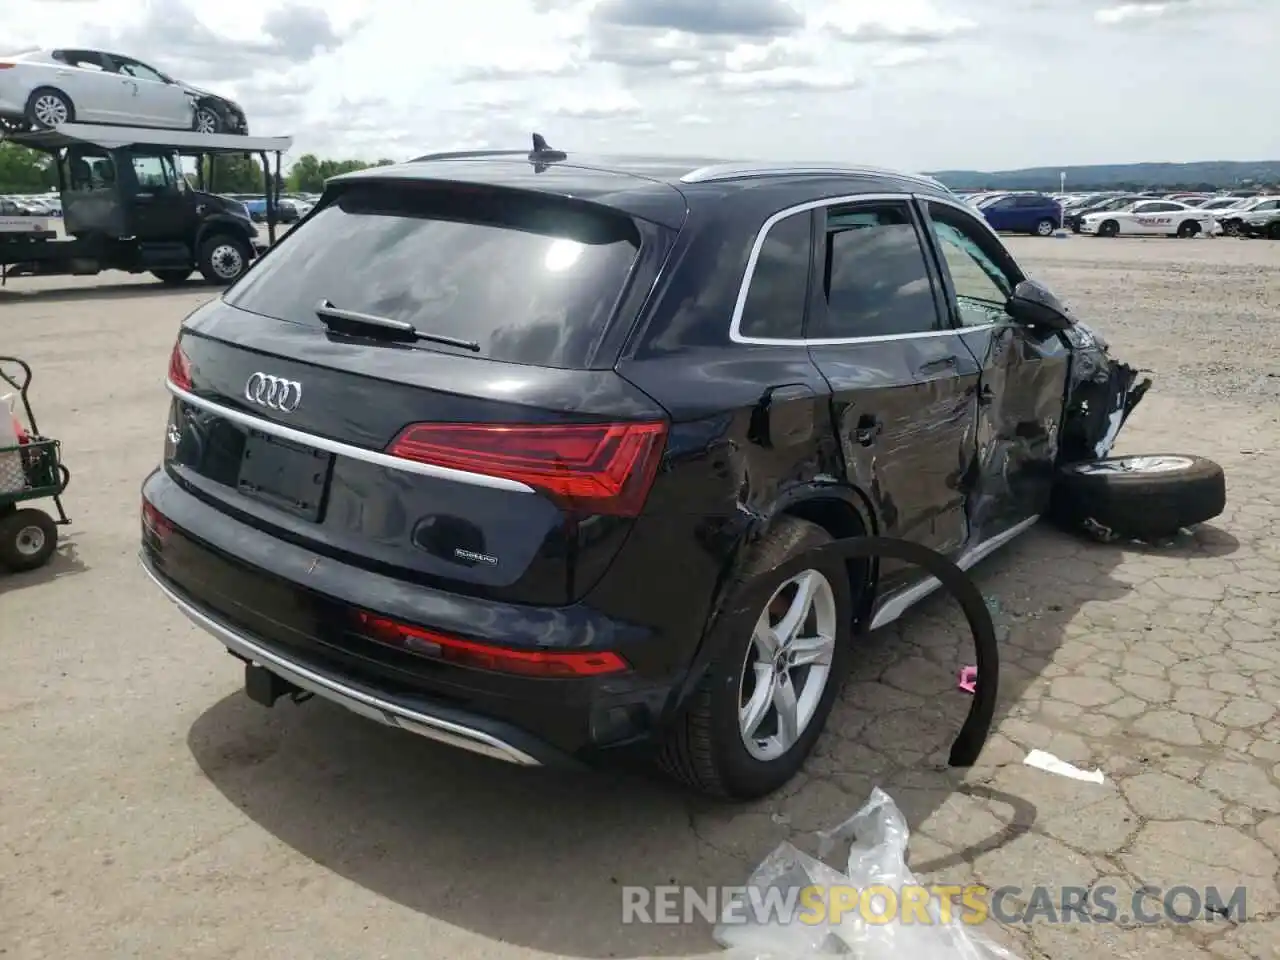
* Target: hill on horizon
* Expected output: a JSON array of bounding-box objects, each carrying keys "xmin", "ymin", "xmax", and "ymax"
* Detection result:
[{"xmin": 926, "ymin": 160, "xmax": 1280, "ymax": 191}]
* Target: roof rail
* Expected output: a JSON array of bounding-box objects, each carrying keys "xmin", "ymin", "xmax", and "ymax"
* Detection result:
[
  {"xmin": 409, "ymin": 149, "xmax": 529, "ymax": 163},
  {"xmin": 679, "ymin": 161, "xmax": 950, "ymax": 192}
]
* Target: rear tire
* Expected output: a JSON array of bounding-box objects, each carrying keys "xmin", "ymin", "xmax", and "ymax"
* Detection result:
[
  {"xmin": 152, "ymin": 269, "xmax": 192, "ymax": 285},
  {"xmin": 1098, "ymin": 220, "xmax": 1120, "ymax": 238},
  {"xmin": 1051, "ymin": 454, "xmax": 1225, "ymax": 542},
  {"xmin": 1034, "ymin": 218, "xmax": 1056, "ymax": 237},
  {"xmin": 1177, "ymin": 220, "xmax": 1200, "ymax": 238},
  {"xmin": 657, "ymin": 517, "xmax": 853, "ymax": 799},
  {"xmin": 197, "ymin": 235, "xmax": 251, "ymax": 284},
  {"xmin": 25, "ymin": 87, "xmax": 74, "ymax": 129},
  {"xmin": 0, "ymin": 508, "xmax": 58, "ymax": 572}
]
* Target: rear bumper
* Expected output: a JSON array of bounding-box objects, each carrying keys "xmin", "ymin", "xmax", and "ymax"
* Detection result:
[
  {"xmin": 140, "ymin": 467, "xmax": 685, "ymax": 764},
  {"xmin": 140, "ymin": 552, "xmax": 564, "ymax": 767}
]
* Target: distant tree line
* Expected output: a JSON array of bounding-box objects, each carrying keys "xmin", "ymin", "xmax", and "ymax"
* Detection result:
[{"xmin": 0, "ymin": 142, "xmax": 395, "ymax": 195}]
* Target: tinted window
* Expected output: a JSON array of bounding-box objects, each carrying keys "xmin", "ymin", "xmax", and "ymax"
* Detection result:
[
  {"xmin": 810, "ymin": 203, "xmax": 940, "ymax": 340},
  {"xmin": 225, "ymin": 183, "xmax": 642, "ymax": 369},
  {"xmin": 926, "ymin": 201, "xmax": 1017, "ymax": 328},
  {"xmin": 738, "ymin": 211, "xmax": 811, "ymax": 340}
]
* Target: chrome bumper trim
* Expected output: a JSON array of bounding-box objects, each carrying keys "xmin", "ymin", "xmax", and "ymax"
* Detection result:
[{"xmin": 139, "ymin": 556, "xmax": 543, "ymax": 766}]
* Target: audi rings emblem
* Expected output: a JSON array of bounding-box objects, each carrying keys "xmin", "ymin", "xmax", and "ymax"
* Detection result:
[{"xmin": 244, "ymin": 372, "xmax": 303, "ymax": 413}]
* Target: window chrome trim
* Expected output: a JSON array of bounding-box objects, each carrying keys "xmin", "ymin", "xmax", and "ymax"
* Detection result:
[
  {"xmin": 165, "ymin": 381, "xmax": 536, "ymax": 494},
  {"xmin": 728, "ymin": 192, "xmax": 1000, "ymax": 346}
]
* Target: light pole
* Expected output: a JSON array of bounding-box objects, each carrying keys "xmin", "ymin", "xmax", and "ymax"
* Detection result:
[{"xmin": 1059, "ymin": 171, "xmax": 1067, "ymax": 230}]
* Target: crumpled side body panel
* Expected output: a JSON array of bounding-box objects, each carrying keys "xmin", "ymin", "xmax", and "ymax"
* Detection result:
[{"xmin": 1056, "ymin": 321, "xmax": 1151, "ymax": 465}]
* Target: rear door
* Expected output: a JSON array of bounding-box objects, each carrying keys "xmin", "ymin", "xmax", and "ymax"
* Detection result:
[
  {"xmin": 804, "ymin": 197, "xmax": 979, "ymax": 589},
  {"xmin": 163, "ymin": 176, "xmax": 675, "ymax": 606},
  {"xmin": 919, "ymin": 197, "xmax": 1071, "ymax": 542},
  {"xmin": 50, "ymin": 50, "xmax": 127, "ymax": 123}
]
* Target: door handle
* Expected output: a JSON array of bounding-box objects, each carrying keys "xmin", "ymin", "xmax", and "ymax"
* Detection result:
[
  {"xmin": 917, "ymin": 354, "xmax": 958, "ymax": 375},
  {"xmin": 853, "ymin": 415, "xmax": 882, "ymax": 446}
]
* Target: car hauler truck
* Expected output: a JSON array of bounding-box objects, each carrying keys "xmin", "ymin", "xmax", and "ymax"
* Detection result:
[{"xmin": 0, "ymin": 123, "xmax": 291, "ymax": 286}]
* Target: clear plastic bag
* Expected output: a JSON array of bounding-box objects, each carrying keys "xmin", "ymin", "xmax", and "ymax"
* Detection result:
[{"xmin": 715, "ymin": 788, "xmax": 1022, "ymax": 959}]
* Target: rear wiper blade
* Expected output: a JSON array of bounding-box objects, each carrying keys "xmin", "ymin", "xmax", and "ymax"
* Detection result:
[{"xmin": 315, "ymin": 300, "xmax": 480, "ymax": 351}]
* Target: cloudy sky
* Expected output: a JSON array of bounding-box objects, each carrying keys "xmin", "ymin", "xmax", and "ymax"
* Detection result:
[{"xmin": 6, "ymin": 0, "xmax": 1278, "ymax": 171}]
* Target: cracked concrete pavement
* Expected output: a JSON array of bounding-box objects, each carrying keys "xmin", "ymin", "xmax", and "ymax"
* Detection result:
[{"xmin": 2, "ymin": 236, "xmax": 1278, "ymax": 959}]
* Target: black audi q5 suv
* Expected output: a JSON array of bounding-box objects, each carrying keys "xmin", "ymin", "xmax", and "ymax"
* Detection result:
[{"xmin": 141, "ymin": 143, "xmax": 1152, "ymax": 799}]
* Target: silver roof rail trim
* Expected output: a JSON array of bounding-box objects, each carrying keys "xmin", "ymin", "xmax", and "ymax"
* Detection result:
[
  {"xmin": 679, "ymin": 161, "xmax": 949, "ymax": 191},
  {"xmin": 165, "ymin": 381, "xmax": 535, "ymax": 494}
]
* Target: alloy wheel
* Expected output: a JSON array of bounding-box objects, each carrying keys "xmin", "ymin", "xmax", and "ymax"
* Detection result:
[{"xmin": 737, "ymin": 569, "xmax": 837, "ymax": 762}]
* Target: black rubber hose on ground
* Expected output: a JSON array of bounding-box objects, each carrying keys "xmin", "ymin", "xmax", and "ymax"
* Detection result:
[{"xmin": 723, "ymin": 535, "xmax": 999, "ymax": 767}]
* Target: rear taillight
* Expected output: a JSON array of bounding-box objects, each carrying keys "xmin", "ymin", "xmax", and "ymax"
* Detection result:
[
  {"xmin": 167, "ymin": 341, "xmax": 192, "ymax": 391},
  {"xmin": 353, "ymin": 611, "xmax": 629, "ymax": 677},
  {"xmin": 0, "ymin": 63, "xmax": 16, "ymax": 70},
  {"xmin": 141, "ymin": 498, "xmax": 173, "ymax": 540},
  {"xmin": 386, "ymin": 421, "xmax": 667, "ymax": 517}
]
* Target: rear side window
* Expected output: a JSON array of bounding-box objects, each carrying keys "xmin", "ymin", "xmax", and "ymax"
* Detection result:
[
  {"xmin": 224, "ymin": 183, "xmax": 643, "ymax": 369},
  {"xmin": 737, "ymin": 211, "xmax": 811, "ymax": 340}
]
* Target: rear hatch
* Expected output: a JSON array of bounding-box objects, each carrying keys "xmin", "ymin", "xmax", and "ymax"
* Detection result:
[{"xmin": 163, "ymin": 173, "xmax": 681, "ymax": 606}]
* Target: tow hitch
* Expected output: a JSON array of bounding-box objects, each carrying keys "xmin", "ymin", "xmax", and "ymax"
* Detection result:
[{"xmin": 243, "ymin": 660, "xmax": 313, "ymax": 706}]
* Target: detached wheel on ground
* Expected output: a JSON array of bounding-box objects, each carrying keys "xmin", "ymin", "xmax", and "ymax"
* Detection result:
[
  {"xmin": 197, "ymin": 235, "xmax": 251, "ymax": 284},
  {"xmin": 152, "ymin": 269, "xmax": 192, "ymax": 285},
  {"xmin": 0, "ymin": 508, "xmax": 58, "ymax": 572},
  {"xmin": 25, "ymin": 87, "xmax": 74, "ymax": 129},
  {"xmin": 1051, "ymin": 454, "xmax": 1226, "ymax": 542},
  {"xmin": 1176, "ymin": 220, "xmax": 1201, "ymax": 238},
  {"xmin": 658, "ymin": 517, "xmax": 853, "ymax": 799}
]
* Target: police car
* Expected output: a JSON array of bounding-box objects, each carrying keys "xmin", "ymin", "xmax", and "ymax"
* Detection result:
[{"xmin": 1078, "ymin": 199, "xmax": 1222, "ymax": 238}]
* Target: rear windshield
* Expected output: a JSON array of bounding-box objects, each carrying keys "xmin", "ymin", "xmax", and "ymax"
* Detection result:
[{"xmin": 224, "ymin": 182, "xmax": 643, "ymax": 369}]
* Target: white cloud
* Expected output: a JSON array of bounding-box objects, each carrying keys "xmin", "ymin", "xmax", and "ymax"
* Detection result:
[{"xmin": 3, "ymin": 0, "xmax": 1277, "ymax": 171}]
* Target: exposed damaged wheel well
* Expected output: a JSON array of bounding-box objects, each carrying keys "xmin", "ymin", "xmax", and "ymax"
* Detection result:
[{"xmin": 781, "ymin": 495, "xmax": 877, "ymax": 626}]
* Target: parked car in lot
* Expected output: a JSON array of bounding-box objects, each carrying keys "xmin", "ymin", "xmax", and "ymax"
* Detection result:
[
  {"xmin": 0, "ymin": 48, "xmax": 247, "ymax": 133},
  {"xmin": 242, "ymin": 197, "xmax": 302, "ymax": 223},
  {"xmin": 1078, "ymin": 199, "xmax": 1220, "ymax": 237},
  {"xmin": 141, "ymin": 147, "xmax": 1224, "ymax": 799},
  {"xmin": 1064, "ymin": 194, "xmax": 1157, "ymax": 233},
  {"xmin": 1241, "ymin": 210, "xmax": 1280, "ymax": 239},
  {"xmin": 977, "ymin": 192, "xmax": 1063, "ymax": 236},
  {"xmin": 1217, "ymin": 197, "xmax": 1280, "ymax": 236}
]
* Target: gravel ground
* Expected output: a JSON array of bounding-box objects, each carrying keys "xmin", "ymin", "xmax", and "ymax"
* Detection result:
[
  {"xmin": 1012, "ymin": 236, "xmax": 1280, "ymax": 401},
  {"xmin": 2, "ymin": 235, "xmax": 1279, "ymax": 960}
]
